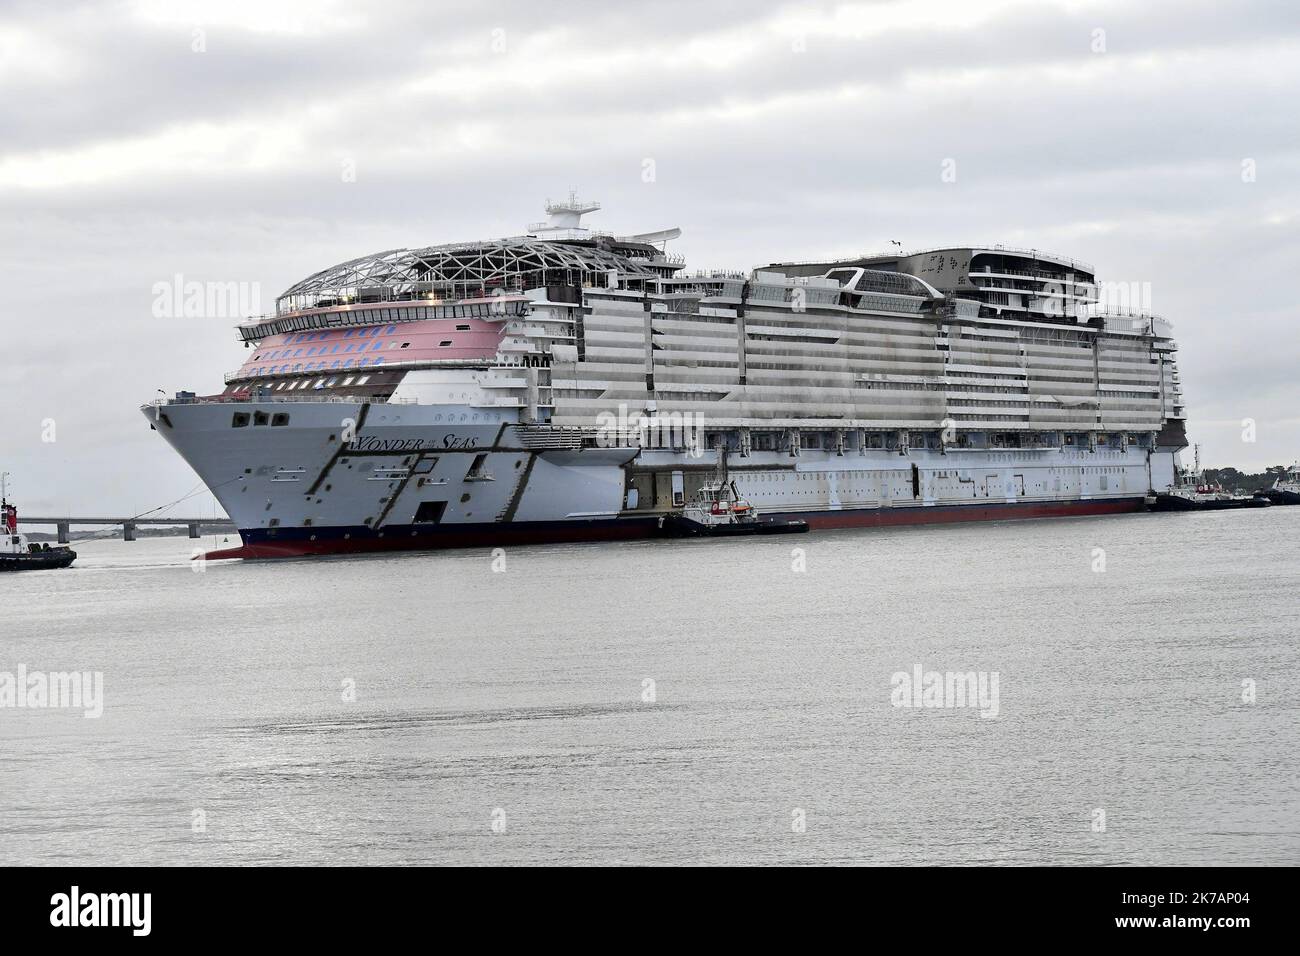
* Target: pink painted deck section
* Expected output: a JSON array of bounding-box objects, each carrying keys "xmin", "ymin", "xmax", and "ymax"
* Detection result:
[{"xmin": 234, "ymin": 317, "xmax": 503, "ymax": 378}]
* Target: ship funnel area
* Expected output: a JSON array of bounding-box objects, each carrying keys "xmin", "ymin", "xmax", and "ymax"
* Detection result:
[
  {"xmin": 528, "ymin": 191, "xmax": 601, "ymax": 236},
  {"xmin": 526, "ymin": 192, "xmax": 683, "ymax": 252}
]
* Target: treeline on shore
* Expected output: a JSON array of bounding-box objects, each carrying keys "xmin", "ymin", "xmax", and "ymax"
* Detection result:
[{"xmin": 1203, "ymin": 464, "xmax": 1290, "ymax": 493}]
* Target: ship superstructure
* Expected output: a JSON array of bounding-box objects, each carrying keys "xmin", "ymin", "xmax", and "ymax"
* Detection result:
[{"xmin": 145, "ymin": 197, "xmax": 1187, "ymax": 558}]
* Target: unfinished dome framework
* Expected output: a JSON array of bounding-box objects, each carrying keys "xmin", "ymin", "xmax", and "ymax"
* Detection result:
[{"xmin": 276, "ymin": 239, "xmax": 657, "ymax": 314}]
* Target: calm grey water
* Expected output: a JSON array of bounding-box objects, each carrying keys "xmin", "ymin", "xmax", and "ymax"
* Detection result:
[{"xmin": 2, "ymin": 508, "xmax": 1297, "ymax": 866}]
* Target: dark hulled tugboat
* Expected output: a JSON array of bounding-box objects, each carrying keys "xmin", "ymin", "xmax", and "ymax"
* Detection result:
[
  {"xmin": 1151, "ymin": 446, "xmax": 1271, "ymax": 512},
  {"xmin": 659, "ymin": 479, "xmax": 809, "ymax": 537},
  {"xmin": 1266, "ymin": 462, "xmax": 1300, "ymax": 505},
  {"xmin": 0, "ymin": 495, "xmax": 76, "ymax": 572}
]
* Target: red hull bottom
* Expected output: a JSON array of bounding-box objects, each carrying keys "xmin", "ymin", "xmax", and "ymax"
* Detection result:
[
  {"xmin": 800, "ymin": 496, "xmax": 1145, "ymax": 530},
  {"xmin": 202, "ymin": 497, "xmax": 1148, "ymax": 560}
]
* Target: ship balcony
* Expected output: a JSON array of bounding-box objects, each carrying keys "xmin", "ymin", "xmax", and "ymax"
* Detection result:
[
  {"xmin": 973, "ymin": 285, "xmax": 1096, "ymax": 302},
  {"xmin": 223, "ymin": 356, "xmax": 490, "ymax": 385},
  {"xmin": 1088, "ymin": 310, "xmax": 1171, "ymax": 334},
  {"xmin": 498, "ymin": 339, "xmax": 542, "ymax": 352},
  {"xmin": 523, "ymin": 331, "xmax": 574, "ymax": 340},
  {"xmin": 627, "ymin": 252, "xmax": 686, "ymax": 266},
  {"xmin": 969, "ymin": 269, "xmax": 1096, "ymax": 285},
  {"xmin": 151, "ymin": 392, "xmax": 415, "ymax": 408}
]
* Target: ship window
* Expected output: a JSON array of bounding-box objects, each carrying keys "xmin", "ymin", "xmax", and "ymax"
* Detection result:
[
  {"xmin": 456, "ymin": 324, "xmax": 471, "ymax": 331},
  {"xmin": 413, "ymin": 501, "xmax": 447, "ymax": 524},
  {"xmin": 326, "ymin": 377, "xmax": 338, "ymax": 386},
  {"xmin": 439, "ymin": 340, "xmax": 453, "ymax": 347},
  {"xmin": 342, "ymin": 376, "xmax": 355, "ymax": 386},
  {"xmin": 370, "ymin": 342, "xmax": 382, "ymax": 351},
  {"xmin": 356, "ymin": 375, "xmax": 371, "ymax": 385},
  {"xmin": 400, "ymin": 342, "xmax": 411, "ymax": 348},
  {"xmin": 253, "ymin": 411, "xmax": 269, "ymax": 426},
  {"xmin": 271, "ymin": 413, "xmax": 289, "ymax": 426},
  {"xmin": 386, "ymin": 325, "xmax": 397, "ymax": 334},
  {"xmin": 231, "ymin": 412, "xmax": 250, "ymax": 427}
]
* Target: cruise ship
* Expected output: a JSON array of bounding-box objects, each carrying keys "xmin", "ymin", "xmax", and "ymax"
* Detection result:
[{"xmin": 144, "ymin": 196, "xmax": 1187, "ymax": 558}]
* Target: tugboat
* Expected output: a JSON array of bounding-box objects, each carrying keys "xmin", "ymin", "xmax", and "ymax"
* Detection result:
[
  {"xmin": 0, "ymin": 490, "xmax": 76, "ymax": 571},
  {"xmin": 659, "ymin": 479, "xmax": 808, "ymax": 537},
  {"xmin": 1266, "ymin": 462, "xmax": 1300, "ymax": 505},
  {"xmin": 1151, "ymin": 446, "xmax": 1271, "ymax": 512}
]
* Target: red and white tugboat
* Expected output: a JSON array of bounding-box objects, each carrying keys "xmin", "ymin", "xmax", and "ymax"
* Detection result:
[
  {"xmin": 0, "ymin": 482, "xmax": 76, "ymax": 572},
  {"xmin": 1152, "ymin": 447, "xmax": 1270, "ymax": 512},
  {"xmin": 660, "ymin": 479, "xmax": 808, "ymax": 537}
]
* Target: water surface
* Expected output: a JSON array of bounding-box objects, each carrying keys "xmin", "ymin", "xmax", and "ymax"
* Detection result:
[{"xmin": 2, "ymin": 509, "xmax": 1296, "ymax": 865}]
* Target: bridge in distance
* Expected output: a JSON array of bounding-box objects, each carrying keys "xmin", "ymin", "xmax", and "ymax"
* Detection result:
[{"xmin": 17, "ymin": 516, "xmax": 236, "ymax": 543}]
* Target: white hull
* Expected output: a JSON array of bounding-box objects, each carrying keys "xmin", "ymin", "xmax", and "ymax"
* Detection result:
[{"xmin": 145, "ymin": 399, "xmax": 1171, "ymax": 557}]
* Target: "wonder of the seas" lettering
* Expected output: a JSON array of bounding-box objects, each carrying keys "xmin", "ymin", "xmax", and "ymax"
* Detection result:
[{"xmin": 347, "ymin": 434, "xmax": 479, "ymax": 452}]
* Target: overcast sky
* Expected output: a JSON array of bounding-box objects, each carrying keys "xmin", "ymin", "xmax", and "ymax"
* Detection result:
[{"xmin": 1, "ymin": 0, "xmax": 1298, "ymax": 515}]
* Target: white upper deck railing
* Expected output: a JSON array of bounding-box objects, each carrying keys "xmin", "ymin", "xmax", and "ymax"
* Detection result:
[{"xmin": 776, "ymin": 244, "xmax": 1096, "ymax": 276}]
